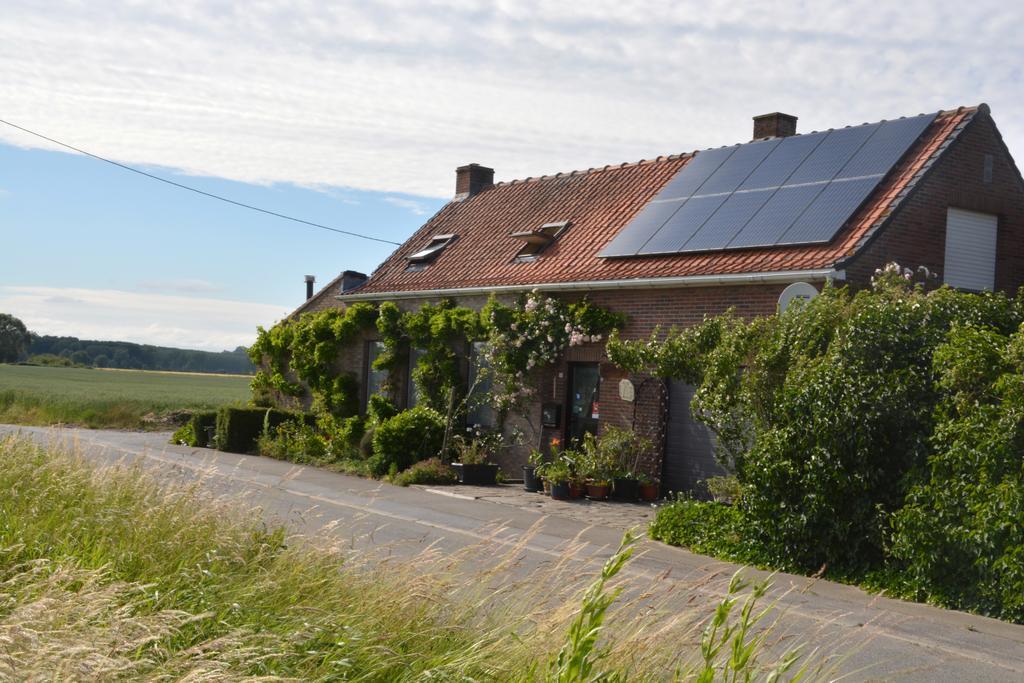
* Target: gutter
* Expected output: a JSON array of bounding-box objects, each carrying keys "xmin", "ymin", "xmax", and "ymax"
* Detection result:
[{"xmin": 335, "ymin": 268, "xmax": 844, "ymax": 302}]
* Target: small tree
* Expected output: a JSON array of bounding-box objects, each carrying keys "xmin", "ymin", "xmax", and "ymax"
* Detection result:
[{"xmin": 0, "ymin": 314, "xmax": 30, "ymax": 363}]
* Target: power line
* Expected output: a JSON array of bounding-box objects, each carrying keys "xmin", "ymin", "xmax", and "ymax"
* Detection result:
[{"xmin": 0, "ymin": 117, "xmax": 402, "ymax": 246}]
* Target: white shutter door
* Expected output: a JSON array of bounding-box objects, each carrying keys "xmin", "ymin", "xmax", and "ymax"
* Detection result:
[{"xmin": 944, "ymin": 208, "xmax": 997, "ymax": 291}]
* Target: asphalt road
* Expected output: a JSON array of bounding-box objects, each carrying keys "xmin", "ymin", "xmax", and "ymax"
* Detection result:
[{"xmin": 4, "ymin": 424, "xmax": 1024, "ymax": 682}]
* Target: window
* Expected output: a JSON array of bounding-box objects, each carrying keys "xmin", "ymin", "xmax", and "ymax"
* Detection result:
[
  {"xmin": 466, "ymin": 341, "xmax": 494, "ymax": 427},
  {"xmin": 510, "ymin": 221, "xmax": 570, "ymax": 262},
  {"xmin": 405, "ymin": 234, "xmax": 457, "ymax": 271},
  {"xmin": 365, "ymin": 341, "xmax": 388, "ymax": 404},
  {"xmin": 407, "ymin": 347, "xmax": 426, "ymax": 408},
  {"xmin": 944, "ymin": 208, "xmax": 997, "ymax": 291}
]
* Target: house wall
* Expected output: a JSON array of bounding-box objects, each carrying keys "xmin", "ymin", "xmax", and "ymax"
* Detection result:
[
  {"xmin": 317, "ymin": 284, "xmax": 784, "ymax": 477},
  {"xmin": 844, "ymin": 112, "xmax": 1024, "ymax": 293}
]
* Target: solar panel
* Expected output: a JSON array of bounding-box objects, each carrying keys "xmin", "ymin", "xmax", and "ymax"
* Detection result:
[
  {"xmin": 738, "ymin": 132, "xmax": 824, "ymax": 189},
  {"xmin": 698, "ymin": 138, "xmax": 781, "ymax": 196},
  {"xmin": 785, "ymin": 123, "xmax": 880, "ymax": 186},
  {"xmin": 680, "ymin": 189, "xmax": 775, "ymax": 252},
  {"xmin": 726, "ymin": 184, "xmax": 823, "ymax": 249},
  {"xmin": 777, "ymin": 176, "xmax": 879, "ymax": 245},
  {"xmin": 837, "ymin": 114, "xmax": 935, "ymax": 179},
  {"xmin": 600, "ymin": 198, "xmax": 684, "ymax": 257},
  {"xmin": 638, "ymin": 194, "xmax": 729, "ymax": 254},
  {"xmin": 656, "ymin": 145, "xmax": 737, "ymax": 200},
  {"xmin": 598, "ymin": 111, "xmax": 937, "ymax": 258}
]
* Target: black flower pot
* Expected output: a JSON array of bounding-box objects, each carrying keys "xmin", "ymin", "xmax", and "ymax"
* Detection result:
[
  {"xmin": 612, "ymin": 477, "xmax": 640, "ymax": 502},
  {"xmin": 451, "ymin": 463, "xmax": 499, "ymax": 486},
  {"xmin": 522, "ymin": 465, "xmax": 541, "ymax": 492},
  {"xmin": 550, "ymin": 481, "xmax": 571, "ymax": 500}
]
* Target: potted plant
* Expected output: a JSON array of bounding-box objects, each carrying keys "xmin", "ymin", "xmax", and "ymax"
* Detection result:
[
  {"xmin": 638, "ymin": 473, "xmax": 660, "ymax": 502},
  {"xmin": 450, "ymin": 432, "xmax": 500, "ymax": 486},
  {"xmin": 523, "ymin": 449, "xmax": 544, "ymax": 492},
  {"xmin": 563, "ymin": 451, "xmax": 586, "ymax": 499},
  {"xmin": 544, "ymin": 460, "xmax": 571, "ymax": 500},
  {"xmin": 593, "ymin": 425, "xmax": 650, "ymax": 502},
  {"xmin": 579, "ymin": 434, "xmax": 612, "ymax": 501}
]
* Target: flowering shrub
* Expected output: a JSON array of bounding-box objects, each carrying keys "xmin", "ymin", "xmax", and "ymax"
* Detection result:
[{"xmin": 483, "ymin": 292, "xmax": 625, "ymax": 413}]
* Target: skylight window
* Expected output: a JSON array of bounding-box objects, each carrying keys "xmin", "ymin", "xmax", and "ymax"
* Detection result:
[
  {"xmin": 405, "ymin": 234, "xmax": 457, "ymax": 271},
  {"xmin": 510, "ymin": 221, "xmax": 570, "ymax": 262}
]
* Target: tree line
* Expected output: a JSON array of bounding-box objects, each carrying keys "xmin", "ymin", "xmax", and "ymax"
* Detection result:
[{"xmin": 0, "ymin": 312, "xmax": 253, "ymax": 375}]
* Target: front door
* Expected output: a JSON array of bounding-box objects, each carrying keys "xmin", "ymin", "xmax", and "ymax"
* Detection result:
[{"xmin": 566, "ymin": 363, "xmax": 600, "ymax": 445}]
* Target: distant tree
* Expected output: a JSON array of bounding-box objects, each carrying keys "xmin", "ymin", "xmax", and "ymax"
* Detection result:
[
  {"xmin": 70, "ymin": 350, "xmax": 90, "ymax": 366},
  {"xmin": 0, "ymin": 313, "xmax": 31, "ymax": 363},
  {"xmin": 93, "ymin": 354, "xmax": 110, "ymax": 368}
]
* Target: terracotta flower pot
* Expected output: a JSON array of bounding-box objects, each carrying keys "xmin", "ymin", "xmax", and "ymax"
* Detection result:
[
  {"xmin": 586, "ymin": 482, "xmax": 610, "ymax": 501},
  {"xmin": 639, "ymin": 482, "xmax": 660, "ymax": 502},
  {"xmin": 568, "ymin": 481, "xmax": 587, "ymax": 499}
]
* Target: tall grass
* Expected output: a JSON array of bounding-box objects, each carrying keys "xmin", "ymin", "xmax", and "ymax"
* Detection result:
[
  {"xmin": 0, "ymin": 389, "xmax": 160, "ymax": 429},
  {"xmin": 0, "ymin": 435, "xmax": 828, "ymax": 681}
]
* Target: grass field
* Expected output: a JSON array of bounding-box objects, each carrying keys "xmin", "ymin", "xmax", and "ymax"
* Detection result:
[
  {"xmin": 0, "ymin": 434, "xmax": 818, "ymax": 681},
  {"xmin": 0, "ymin": 364, "xmax": 252, "ymax": 429}
]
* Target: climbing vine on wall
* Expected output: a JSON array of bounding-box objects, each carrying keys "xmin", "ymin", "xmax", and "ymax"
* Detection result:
[
  {"xmin": 249, "ymin": 303, "xmax": 378, "ymax": 416},
  {"xmin": 376, "ymin": 299, "xmax": 486, "ymax": 412},
  {"xmin": 249, "ymin": 293, "xmax": 625, "ymax": 419}
]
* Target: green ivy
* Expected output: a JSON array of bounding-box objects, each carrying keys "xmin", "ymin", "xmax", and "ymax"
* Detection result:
[
  {"xmin": 613, "ymin": 266, "xmax": 1024, "ymax": 583},
  {"xmin": 375, "ymin": 300, "xmax": 486, "ymax": 412},
  {"xmin": 249, "ymin": 304, "xmax": 378, "ymax": 416}
]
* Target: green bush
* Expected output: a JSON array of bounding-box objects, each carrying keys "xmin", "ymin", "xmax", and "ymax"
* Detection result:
[
  {"xmin": 369, "ymin": 406, "xmax": 445, "ymax": 477},
  {"xmin": 889, "ymin": 324, "xmax": 1024, "ymax": 621},
  {"xmin": 257, "ymin": 420, "xmax": 329, "ymax": 464},
  {"xmin": 367, "ymin": 394, "xmax": 398, "ymax": 424},
  {"xmin": 615, "ymin": 271, "xmax": 1024, "ymax": 575},
  {"xmin": 170, "ymin": 421, "xmax": 195, "ymax": 446},
  {"xmin": 215, "ymin": 407, "xmax": 267, "ymax": 453},
  {"xmin": 337, "ymin": 415, "xmax": 365, "ymax": 448},
  {"xmin": 648, "ymin": 497, "xmax": 751, "ymax": 562},
  {"xmin": 190, "ymin": 410, "xmax": 218, "ymax": 447},
  {"xmin": 392, "ymin": 457, "xmax": 458, "ymax": 486},
  {"xmin": 214, "ymin": 407, "xmax": 314, "ymax": 454}
]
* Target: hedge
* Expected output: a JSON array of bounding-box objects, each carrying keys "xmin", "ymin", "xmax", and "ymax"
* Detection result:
[{"xmin": 215, "ymin": 407, "xmax": 314, "ymax": 454}]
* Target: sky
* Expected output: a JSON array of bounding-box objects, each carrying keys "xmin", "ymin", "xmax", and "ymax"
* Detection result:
[{"xmin": 2, "ymin": 1, "xmax": 1023, "ymax": 351}]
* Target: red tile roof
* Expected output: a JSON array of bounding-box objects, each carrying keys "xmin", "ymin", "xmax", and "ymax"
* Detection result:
[{"xmin": 353, "ymin": 107, "xmax": 977, "ymax": 296}]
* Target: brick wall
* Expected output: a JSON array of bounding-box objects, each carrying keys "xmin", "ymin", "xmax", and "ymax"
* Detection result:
[
  {"xmin": 309, "ymin": 285, "xmax": 782, "ymax": 475},
  {"xmin": 844, "ymin": 111, "xmax": 1024, "ymax": 293}
]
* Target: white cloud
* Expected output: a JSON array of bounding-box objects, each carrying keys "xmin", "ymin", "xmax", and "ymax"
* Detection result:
[
  {"xmin": 0, "ymin": 2, "xmax": 1021, "ymax": 198},
  {"xmin": 137, "ymin": 278, "xmax": 223, "ymax": 294},
  {"xmin": 383, "ymin": 196, "xmax": 431, "ymax": 216},
  {"xmin": 0, "ymin": 286, "xmax": 289, "ymax": 352}
]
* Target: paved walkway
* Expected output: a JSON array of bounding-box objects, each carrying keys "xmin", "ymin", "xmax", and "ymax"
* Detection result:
[
  {"xmin": 417, "ymin": 482, "xmax": 658, "ymax": 530},
  {"xmin": 4, "ymin": 424, "xmax": 1024, "ymax": 682}
]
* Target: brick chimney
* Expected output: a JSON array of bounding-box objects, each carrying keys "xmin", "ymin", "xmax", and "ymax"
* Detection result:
[
  {"xmin": 304, "ymin": 275, "xmax": 315, "ymax": 300},
  {"xmin": 753, "ymin": 112, "xmax": 798, "ymax": 139},
  {"xmin": 455, "ymin": 163, "xmax": 494, "ymax": 198}
]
